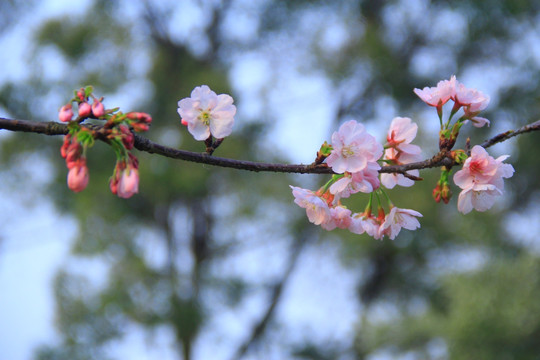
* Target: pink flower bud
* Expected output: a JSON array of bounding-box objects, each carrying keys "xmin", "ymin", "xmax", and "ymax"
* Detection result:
[
  {"xmin": 117, "ymin": 168, "xmax": 139, "ymax": 198},
  {"xmin": 59, "ymin": 104, "xmax": 73, "ymax": 122},
  {"xmin": 78, "ymin": 102, "xmax": 92, "ymax": 117},
  {"xmin": 92, "ymin": 100, "xmax": 105, "ymax": 117},
  {"xmin": 60, "ymin": 135, "xmax": 71, "ymax": 158},
  {"xmin": 77, "ymin": 88, "xmax": 86, "ymax": 101},
  {"xmin": 131, "ymin": 122, "xmax": 149, "ymax": 132},
  {"xmin": 181, "ymin": 119, "xmax": 188, "ymax": 126},
  {"xmin": 67, "ymin": 161, "xmax": 89, "ymax": 193},
  {"xmin": 119, "ymin": 124, "xmax": 134, "ymax": 150}
]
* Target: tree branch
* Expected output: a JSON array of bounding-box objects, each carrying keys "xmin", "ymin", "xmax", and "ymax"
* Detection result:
[{"xmin": 1, "ymin": 117, "xmax": 539, "ymax": 175}]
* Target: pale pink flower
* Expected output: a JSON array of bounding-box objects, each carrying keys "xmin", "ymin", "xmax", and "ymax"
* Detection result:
[
  {"xmin": 290, "ymin": 186, "xmax": 331, "ymax": 225},
  {"xmin": 329, "ymin": 162, "xmax": 381, "ymax": 199},
  {"xmin": 59, "ymin": 104, "xmax": 73, "ymax": 122},
  {"xmin": 326, "ymin": 120, "xmax": 383, "ymax": 174},
  {"xmin": 380, "ymin": 148, "xmax": 422, "ymax": 189},
  {"xmin": 413, "ymin": 76, "xmax": 456, "ymax": 107},
  {"xmin": 468, "ymin": 116, "xmax": 490, "ymax": 128},
  {"xmin": 453, "ymin": 82, "xmax": 490, "ymax": 114},
  {"xmin": 78, "ymin": 102, "xmax": 92, "ymax": 117},
  {"xmin": 380, "ymin": 207, "xmax": 422, "ymax": 240},
  {"xmin": 117, "ymin": 168, "xmax": 139, "ymax": 199},
  {"xmin": 453, "ymin": 145, "xmax": 514, "ymax": 214},
  {"xmin": 386, "ymin": 117, "xmax": 421, "ymax": 155},
  {"xmin": 177, "ymin": 85, "xmax": 236, "ymax": 141},
  {"xmin": 321, "ymin": 206, "xmax": 352, "ymax": 231},
  {"xmin": 67, "ymin": 161, "xmax": 89, "ymax": 193}
]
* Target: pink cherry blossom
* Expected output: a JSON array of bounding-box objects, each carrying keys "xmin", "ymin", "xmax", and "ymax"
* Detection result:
[
  {"xmin": 177, "ymin": 85, "xmax": 236, "ymax": 141},
  {"xmin": 386, "ymin": 117, "xmax": 421, "ymax": 155},
  {"xmin": 453, "ymin": 145, "xmax": 514, "ymax": 214},
  {"xmin": 117, "ymin": 168, "xmax": 139, "ymax": 199},
  {"xmin": 380, "ymin": 148, "xmax": 422, "ymax": 189},
  {"xmin": 329, "ymin": 162, "xmax": 381, "ymax": 199},
  {"xmin": 321, "ymin": 206, "xmax": 352, "ymax": 231},
  {"xmin": 58, "ymin": 104, "xmax": 73, "ymax": 122},
  {"xmin": 349, "ymin": 214, "xmax": 382, "ymax": 238},
  {"xmin": 413, "ymin": 75, "xmax": 456, "ymax": 107},
  {"xmin": 380, "ymin": 206, "xmax": 422, "ymax": 240},
  {"xmin": 326, "ymin": 120, "xmax": 383, "ymax": 174},
  {"xmin": 468, "ymin": 116, "xmax": 490, "ymax": 128},
  {"xmin": 67, "ymin": 160, "xmax": 89, "ymax": 193},
  {"xmin": 453, "ymin": 82, "xmax": 490, "ymax": 114},
  {"xmin": 290, "ymin": 186, "xmax": 331, "ymax": 225}
]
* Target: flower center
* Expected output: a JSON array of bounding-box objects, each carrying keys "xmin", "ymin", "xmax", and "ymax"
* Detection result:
[
  {"xmin": 199, "ymin": 110, "xmax": 211, "ymax": 125},
  {"xmin": 341, "ymin": 145, "xmax": 356, "ymax": 158}
]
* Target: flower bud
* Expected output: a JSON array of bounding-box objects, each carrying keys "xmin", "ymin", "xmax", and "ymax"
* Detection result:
[
  {"xmin": 58, "ymin": 104, "xmax": 73, "ymax": 122},
  {"xmin": 432, "ymin": 183, "xmax": 442, "ymax": 203},
  {"xmin": 441, "ymin": 183, "xmax": 452, "ymax": 204},
  {"xmin": 78, "ymin": 102, "xmax": 92, "ymax": 117},
  {"xmin": 77, "ymin": 88, "xmax": 86, "ymax": 102},
  {"xmin": 119, "ymin": 124, "xmax": 134, "ymax": 150},
  {"xmin": 92, "ymin": 100, "xmax": 105, "ymax": 117},
  {"xmin": 67, "ymin": 160, "xmax": 89, "ymax": 193},
  {"xmin": 117, "ymin": 168, "xmax": 139, "ymax": 198}
]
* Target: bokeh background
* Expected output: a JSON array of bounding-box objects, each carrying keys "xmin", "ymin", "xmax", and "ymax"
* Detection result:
[{"xmin": 1, "ymin": 0, "xmax": 540, "ymax": 359}]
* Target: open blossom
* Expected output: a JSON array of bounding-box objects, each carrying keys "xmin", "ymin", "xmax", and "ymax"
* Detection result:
[
  {"xmin": 326, "ymin": 120, "xmax": 383, "ymax": 174},
  {"xmin": 453, "ymin": 83, "xmax": 490, "ymax": 113},
  {"xmin": 321, "ymin": 206, "xmax": 352, "ymax": 231},
  {"xmin": 386, "ymin": 117, "xmax": 422, "ymax": 155},
  {"xmin": 177, "ymin": 85, "xmax": 236, "ymax": 141},
  {"xmin": 414, "ymin": 75, "xmax": 456, "ymax": 107},
  {"xmin": 329, "ymin": 162, "xmax": 380, "ymax": 199},
  {"xmin": 349, "ymin": 214, "xmax": 381, "ymax": 238},
  {"xmin": 290, "ymin": 186, "xmax": 331, "ymax": 225},
  {"xmin": 453, "ymin": 145, "xmax": 514, "ymax": 214},
  {"xmin": 380, "ymin": 150, "xmax": 422, "ymax": 189},
  {"xmin": 379, "ymin": 206, "xmax": 422, "ymax": 240}
]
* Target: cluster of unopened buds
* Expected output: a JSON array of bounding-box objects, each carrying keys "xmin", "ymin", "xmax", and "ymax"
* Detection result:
[
  {"xmin": 58, "ymin": 86, "xmax": 152, "ymax": 198},
  {"xmin": 291, "ymin": 76, "xmax": 514, "ymax": 240}
]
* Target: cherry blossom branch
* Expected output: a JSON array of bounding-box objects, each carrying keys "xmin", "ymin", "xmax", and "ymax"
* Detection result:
[{"xmin": 0, "ymin": 117, "xmax": 539, "ymax": 175}]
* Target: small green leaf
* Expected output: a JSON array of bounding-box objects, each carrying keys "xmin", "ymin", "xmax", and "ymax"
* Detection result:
[{"xmin": 84, "ymin": 85, "xmax": 94, "ymax": 97}]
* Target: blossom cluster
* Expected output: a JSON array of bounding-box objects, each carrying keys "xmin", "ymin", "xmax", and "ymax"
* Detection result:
[
  {"xmin": 58, "ymin": 86, "xmax": 151, "ymax": 198},
  {"xmin": 292, "ymin": 119, "xmax": 423, "ymax": 240},
  {"xmin": 290, "ymin": 76, "xmax": 514, "ymax": 240}
]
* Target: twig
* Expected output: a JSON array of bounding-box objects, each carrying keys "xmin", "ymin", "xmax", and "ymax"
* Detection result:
[{"xmin": 1, "ymin": 117, "xmax": 539, "ymax": 175}]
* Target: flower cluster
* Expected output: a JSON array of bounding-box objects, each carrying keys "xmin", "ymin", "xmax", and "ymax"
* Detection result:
[
  {"xmin": 415, "ymin": 76, "xmax": 514, "ymax": 212},
  {"xmin": 291, "ymin": 119, "xmax": 423, "ymax": 240},
  {"xmin": 414, "ymin": 75, "xmax": 490, "ymax": 129},
  {"xmin": 290, "ymin": 76, "xmax": 515, "ymax": 240},
  {"xmin": 58, "ymin": 86, "xmax": 152, "ymax": 198}
]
